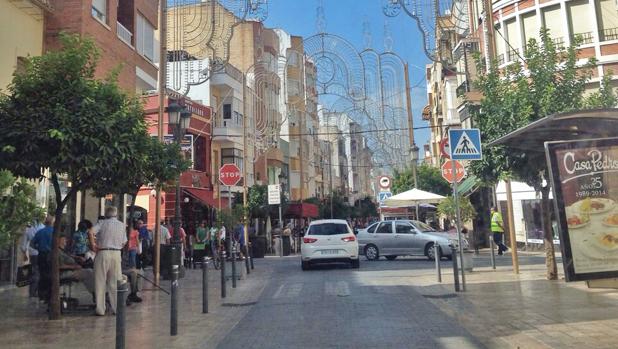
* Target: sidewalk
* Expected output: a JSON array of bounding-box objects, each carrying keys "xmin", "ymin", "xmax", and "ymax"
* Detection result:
[
  {"xmin": 0, "ymin": 257, "xmax": 276, "ymax": 349},
  {"xmin": 414, "ymin": 250, "xmax": 618, "ymax": 349}
]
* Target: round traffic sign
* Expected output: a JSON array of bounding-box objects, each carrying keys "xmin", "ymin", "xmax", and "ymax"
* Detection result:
[
  {"xmin": 378, "ymin": 176, "xmax": 391, "ymax": 189},
  {"xmin": 219, "ymin": 164, "xmax": 242, "ymax": 186},
  {"xmin": 441, "ymin": 160, "xmax": 465, "ymax": 183},
  {"xmin": 439, "ymin": 138, "xmax": 450, "ymax": 159}
]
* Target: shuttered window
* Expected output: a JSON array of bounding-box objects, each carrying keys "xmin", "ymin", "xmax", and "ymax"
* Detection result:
[
  {"xmin": 522, "ymin": 12, "xmax": 540, "ymax": 46},
  {"xmin": 597, "ymin": 0, "xmax": 618, "ymax": 41},
  {"xmin": 542, "ymin": 5, "xmax": 564, "ymax": 41},
  {"xmin": 136, "ymin": 14, "xmax": 155, "ymax": 62},
  {"xmin": 568, "ymin": 0, "xmax": 594, "ymax": 44},
  {"xmin": 92, "ymin": 0, "xmax": 106, "ymax": 22}
]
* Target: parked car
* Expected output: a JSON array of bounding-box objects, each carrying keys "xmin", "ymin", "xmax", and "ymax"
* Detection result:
[
  {"xmin": 300, "ymin": 219, "xmax": 360, "ymax": 270},
  {"xmin": 357, "ymin": 220, "xmax": 469, "ymax": 261}
]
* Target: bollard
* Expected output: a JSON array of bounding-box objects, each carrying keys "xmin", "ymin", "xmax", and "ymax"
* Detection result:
[
  {"xmin": 279, "ymin": 237, "xmax": 283, "ymax": 257},
  {"xmin": 220, "ymin": 251, "xmax": 226, "ymax": 298},
  {"xmin": 489, "ymin": 233, "xmax": 496, "ymax": 269},
  {"xmin": 115, "ymin": 279, "xmax": 129, "ymax": 349},
  {"xmin": 245, "ymin": 245, "xmax": 250, "ymax": 275},
  {"xmin": 434, "ymin": 241, "xmax": 442, "ymax": 283},
  {"xmin": 170, "ymin": 264, "xmax": 179, "ymax": 336},
  {"xmin": 451, "ymin": 246, "xmax": 460, "ymax": 292},
  {"xmin": 231, "ymin": 244, "xmax": 237, "ymax": 288},
  {"xmin": 202, "ymin": 257, "xmax": 208, "ymax": 314},
  {"xmin": 249, "ymin": 243, "xmax": 254, "ymax": 270}
]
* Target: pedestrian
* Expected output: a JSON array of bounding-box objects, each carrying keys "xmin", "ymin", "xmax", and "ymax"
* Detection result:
[
  {"xmin": 160, "ymin": 220, "xmax": 171, "ymax": 245},
  {"xmin": 72, "ymin": 220, "xmax": 94, "ymax": 258},
  {"xmin": 20, "ymin": 220, "xmax": 44, "ymax": 297},
  {"xmin": 92, "ymin": 206, "xmax": 127, "ymax": 316},
  {"xmin": 196, "ymin": 221, "xmax": 207, "ymax": 243},
  {"xmin": 136, "ymin": 219, "xmax": 150, "ymax": 269},
  {"xmin": 30, "ymin": 215, "xmax": 55, "ymax": 302},
  {"xmin": 490, "ymin": 206, "xmax": 508, "ymax": 255},
  {"xmin": 127, "ymin": 222, "xmax": 139, "ymax": 269}
]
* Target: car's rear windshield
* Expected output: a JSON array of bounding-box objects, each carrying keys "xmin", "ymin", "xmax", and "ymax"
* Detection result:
[{"xmin": 307, "ymin": 223, "xmax": 349, "ymax": 235}]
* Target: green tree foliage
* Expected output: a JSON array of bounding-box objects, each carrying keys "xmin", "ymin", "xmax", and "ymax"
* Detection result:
[
  {"xmin": 437, "ymin": 195, "xmax": 476, "ymax": 223},
  {"xmin": 0, "ymin": 170, "xmax": 44, "ymax": 248},
  {"xmin": 470, "ymin": 29, "xmax": 616, "ymax": 279},
  {"xmin": 392, "ymin": 164, "xmax": 451, "ymax": 195},
  {"xmin": 351, "ymin": 196, "xmax": 378, "ymax": 219},
  {"xmin": 247, "ymin": 185, "xmax": 268, "ymax": 218},
  {"xmin": 0, "ymin": 34, "xmax": 150, "ymax": 318},
  {"xmin": 319, "ymin": 192, "xmax": 351, "ymax": 219}
]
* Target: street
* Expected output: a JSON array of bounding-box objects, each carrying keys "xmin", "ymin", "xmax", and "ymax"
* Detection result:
[{"xmin": 217, "ymin": 257, "xmax": 484, "ymax": 349}]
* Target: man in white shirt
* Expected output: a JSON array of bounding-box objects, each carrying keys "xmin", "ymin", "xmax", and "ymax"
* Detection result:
[
  {"xmin": 92, "ymin": 206, "xmax": 127, "ymax": 316},
  {"xmin": 160, "ymin": 220, "xmax": 171, "ymax": 245},
  {"xmin": 20, "ymin": 221, "xmax": 43, "ymax": 297}
]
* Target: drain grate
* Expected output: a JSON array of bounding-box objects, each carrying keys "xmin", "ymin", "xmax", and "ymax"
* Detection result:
[
  {"xmin": 221, "ymin": 301, "xmax": 258, "ymax": 307},
  {"xmin": 422, "ymin": 294, "xmax": 457, "ymax": 299}
]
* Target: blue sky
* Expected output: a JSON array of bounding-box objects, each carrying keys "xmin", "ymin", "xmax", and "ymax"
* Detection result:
[{"xmin": 264, "ymin": 0, "xmax": 431, "ymax": 156}]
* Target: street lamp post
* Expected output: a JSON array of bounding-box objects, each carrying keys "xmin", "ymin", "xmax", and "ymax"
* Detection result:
[
  {"xmin": 167, "ymin": 101, "xmax": 191, "ymax": 247},
  {"xmin": 410, "ymin": 143, "xmax": 420, "ymax": 219}
]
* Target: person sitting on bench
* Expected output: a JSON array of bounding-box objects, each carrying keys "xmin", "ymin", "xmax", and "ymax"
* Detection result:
[{"xmin": 58, "ymin": 235, "xmax": 95, "ymax": 295}]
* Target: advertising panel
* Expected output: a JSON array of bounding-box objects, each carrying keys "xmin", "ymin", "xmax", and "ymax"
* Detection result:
[{"xmin": 546, "ymin": 137, "xmax": 618, "ymax": 281}]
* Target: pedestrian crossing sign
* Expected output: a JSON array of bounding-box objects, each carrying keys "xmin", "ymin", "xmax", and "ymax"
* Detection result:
[
  {"xmin": 448, "ymin": 128, "xmax": 482, "ymax": 160},
  {"xmin": 378, "ymin": 191, "xmax": 392, "ymax": 204}
]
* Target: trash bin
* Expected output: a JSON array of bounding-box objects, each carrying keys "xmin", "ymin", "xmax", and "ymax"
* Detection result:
[
  {"xmin": 161, "ymin": 244, "xmax": 186, "ymax": 280},
  {"xmin": 461, "ymin": 250, "xmax": 474, "ymax": 272},
  {"xmin": 251, "ymin": 236, "xmax": 266, "ymax": 258},
  {"xmin": 282, "ymin": 235, "xmax": 291, "ymax": 256}
]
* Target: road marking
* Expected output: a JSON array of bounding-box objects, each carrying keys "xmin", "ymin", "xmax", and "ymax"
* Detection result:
[
  {"xmin": 273, "ymin": 283, "xmax": 303, "ymax": 299},
  {"xmin": 325, "ymin": 281, "xmax": 350, "ymax": 297}
]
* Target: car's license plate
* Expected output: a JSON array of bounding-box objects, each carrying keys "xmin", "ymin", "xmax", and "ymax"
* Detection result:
[{"xmin": 321, "ymin": 249, "xmax": 338, "ymax": 255}]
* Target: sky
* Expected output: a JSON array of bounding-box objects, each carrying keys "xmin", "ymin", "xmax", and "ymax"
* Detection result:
[{"xmin": 263, "ymin": 0, "xmax": 432, "ymax": 157}]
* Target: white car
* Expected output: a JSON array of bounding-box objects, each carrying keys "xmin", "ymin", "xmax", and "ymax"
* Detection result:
[{"xmin": 300, "ymin": 219, "xmax": 360, "ymax": 270}]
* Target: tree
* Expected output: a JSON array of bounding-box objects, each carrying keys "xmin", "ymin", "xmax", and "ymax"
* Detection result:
[
  {"xmin": 319, "ymin": 192, "xmax": 351, "ymax": 219},
  {"xmin": 392, "ymin": 164, "xmax": 450, "ymax": 195},
  {"xmin": 437, "ymin": 195, "xmax": 476, "ymax": 224},
  {"xmin": 0, "ymin": 34, "xmax": 150, "ymax": 318},
  {"xmin": 351, "ymin": 196, "xmax": 378, "ymax": 219},
  {"xmin": 469, "ymin": 29, "xmax": 617, "ymax": 279},
  {"xmin": 0, "ymin": 170, "xmax": 45, "ymax": 248}
]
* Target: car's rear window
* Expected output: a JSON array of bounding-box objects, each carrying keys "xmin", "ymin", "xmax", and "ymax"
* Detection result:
[{"xmin": 307, "ymin": 223, "xmax": 349, "ymax": 235}]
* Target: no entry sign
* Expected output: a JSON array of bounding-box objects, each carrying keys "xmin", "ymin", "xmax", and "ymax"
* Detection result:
[
  {"xmin": 441, "ymin": 160, "xmax": 465, "ymax": 183},
  {"xmin": 219, "ymin": 164, "xmax": 242, "ymax": 186}
]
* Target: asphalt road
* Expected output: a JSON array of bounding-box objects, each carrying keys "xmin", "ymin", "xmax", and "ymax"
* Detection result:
[{"xmin": 216, "ymin": 256, "xmax": 486, "ymax": 349}]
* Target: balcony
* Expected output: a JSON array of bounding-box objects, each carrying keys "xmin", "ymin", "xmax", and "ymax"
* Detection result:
[
  {"xmin": 506, "ymin": 48, "xmax": 520, "ymax": 62},
  {"xmin": 601, "ymin": 27, "xmax": 618, "ymax": 42},
  {"xmin": 497, "ymin": 54, "xmax": 505, "ymax": 66},
  {"xmin": 117, "ymin": 21, "xmax": 133, "ymax": 46},
  {"xmin": 552, "ymin": 37, "xmax": 565, "ymax": 50},
  {"xmin": 572, "ymin": 32, "xmax": 594, "ymax": 45}
]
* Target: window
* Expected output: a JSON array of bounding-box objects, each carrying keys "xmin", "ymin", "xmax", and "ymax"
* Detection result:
[
  {"xmin": 411, "ymin": 220, "xmax": 436, "ymax": 233},
  {"xmin": 307, "ymin": 223, "xmax": 350, "ymax": 236},
  {"xmin": 221, "ymin": 148, "xmax": 243, "ymax": 170},
  {"xmin": 542, "ymin": 5, "xmax": 564, "ymax": 42},
  {"xmin": 396, "ymin": 222, "xmax": 415, "ymax": 234},
  {"xmin": 597, "ymin": 0, "xmax": 618, "ymax": 41},
  {"xmin": 568, "ymin": 0, "xmax": 594, "ymax": 44},
  {"xmin": 92, "ymin": 0, "xmax": 107, "ymax": 23},
  {"xmin": 376, "ymin": 222, "xmax": 392, "ymax": 234},
  {"xmin": 522, "ymin": 12, "xmax": 540, "ymax": 48},
  {"xmin": 136, "ymin": 14, "xmax": 155, "ymax": 62},
  {"xmin": 223, "ymin": 104, "xmax": 232, "ymax": 119}
]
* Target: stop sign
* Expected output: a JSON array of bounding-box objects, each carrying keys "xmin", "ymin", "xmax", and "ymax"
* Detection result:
[
  {"xmin": 441, "ymin": 160, "xmax": 465, "ymax": 183},
  {"xmin": 219, "ymin": 164, "xmax": 242, "ymax": 186}
]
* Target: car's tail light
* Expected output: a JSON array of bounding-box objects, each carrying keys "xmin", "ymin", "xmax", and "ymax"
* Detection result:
[
  {"xmin": 303, "ymin": 237, "xmax": 318, "ymax": 243},
  {"xmin": 342, "ymin": 236, "xmax": 356, "ymax": 242}
]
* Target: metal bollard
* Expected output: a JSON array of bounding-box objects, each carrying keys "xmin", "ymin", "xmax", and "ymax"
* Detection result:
[
  {"xmin": 231, "ymin": 244, "xmax": 237, "ymax": 288},
  {"xmin": 115, "ymin": 279, "xmax": 129, "ymax": 349},
  {"xmin": 489, "ymin": 233, "xmax": 496, "ymax": 269},
  {"xmin": 279, "ymin": 237, "xmax": 283, "ymax": 257},
  {"xmin": 434, "ymin": 241, "xmax": 442, "ymax": 283},
  {"xmin": 171, "ymin": 264, "xmax": 179, "ymax": 336},
  {"xmin": 451, "ymin": 246, "xmax": 460, "ymax": 292},
  {"xmin": 245, "ymin": 245, "xmax": 250, "ymax": 275},
  {"xmin": 220, "ymin": 251, "xmax": 226, "ymax": 298},
  {"xmin": 202, "ymin": 257, "xmax": 208, "ymax": 314},
  {"xmin": 249, "ymin": 244, "xmax": 254, "ymax": 270}
]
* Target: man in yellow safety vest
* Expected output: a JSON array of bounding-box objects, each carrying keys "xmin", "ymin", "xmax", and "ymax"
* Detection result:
[{"xmin": 490, "ymin": 206, "xmax": 508, "ymax": 255}]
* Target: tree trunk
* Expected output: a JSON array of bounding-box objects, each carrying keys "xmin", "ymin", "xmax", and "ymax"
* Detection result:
[
  {"xmin": 49, "ymin": 174, "xmax": 63, "ymax": 320},
  {"xmin": 540, "ymin": 185, "xmax": 558, "ymax": 280}
]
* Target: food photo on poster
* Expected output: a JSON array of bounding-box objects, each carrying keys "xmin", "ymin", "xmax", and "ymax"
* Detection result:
[{"xmin": 547, "ymin": 137, "xmax": 618, "ymax": 281}]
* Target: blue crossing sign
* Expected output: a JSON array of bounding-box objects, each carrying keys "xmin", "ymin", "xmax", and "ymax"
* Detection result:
[
  {"xmin": 448, "ymin": 128, "xmax": 482, "ymax": 160},
  {"xmin": 378, "ymin": 191, "xmax": 392, "ymax": 204}
]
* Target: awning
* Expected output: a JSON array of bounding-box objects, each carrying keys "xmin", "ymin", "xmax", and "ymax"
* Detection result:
[
  {"xmin": 457, "ymin": 175, "xmax": 480, "ymax": 197},
  {"xmin": 183, "ymin": 187, "xmax": 224, "ymax": 208},
  {"xmin": 489, "ymin": 108, "xmax": 618, "ymax": 151},
  {"xmin": 285, "ymin": 203, "xmax": 319, "ymax": 218},
  {"xmin": 382, "ymin": 188, "xmax": 446, "ymax": 208}
]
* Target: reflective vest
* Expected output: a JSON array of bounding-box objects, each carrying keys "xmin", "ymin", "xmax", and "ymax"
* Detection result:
[{"xmin": 491, "ymin": 211, "xmax": 504, "ymax": 233}]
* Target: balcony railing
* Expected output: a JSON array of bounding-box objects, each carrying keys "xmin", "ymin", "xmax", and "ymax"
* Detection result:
[
  {"xmin": 116, "ymin": 21, "xmax": 133, "ymax": 46},
  {"xmin": 497, "ymin": 53, "xmax": 505, "ymax": 66},
  {"xmin": 572, "ymin": 32, "xmax": 594, "ymax": 45},
  {"xmin": 506, "ymin": 48, "xmax": 519, "ymax": 62},
  {"xmin": 456, "ymin": 80, "xmax": 469, "ymax": 97},
  {"xmin": 552, "ymin": 37, "xmax": 565, "ymax": 50},
  {"xmin": 601, "ymin": 27, "xmax": 618, "ymax": 42}
]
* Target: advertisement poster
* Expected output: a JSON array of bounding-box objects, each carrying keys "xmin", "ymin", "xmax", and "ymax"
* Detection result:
[{"xmin": 547, "ymin": 137, "xmax": 618, "ymax": 281}]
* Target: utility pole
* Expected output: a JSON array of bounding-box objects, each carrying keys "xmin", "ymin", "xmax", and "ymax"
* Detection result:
[
  {"xmin": 242, "ymin": 73, "xmax": 249, "ymax": 259},
  {"xmin": 154, "ymin": 0, "xmax": 168, "ymax": 285},
  {"xmin": 404, "ymin": 63, "xmax": 419, "ymax": 219}
]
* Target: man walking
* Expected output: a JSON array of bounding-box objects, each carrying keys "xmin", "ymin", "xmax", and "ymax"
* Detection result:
[
  {"xmin": 30, "ymin": 215, "xmax": 54, "ymax": 302},
  {"xmin": 490, "ymin": 206, "xmax": 508, "ymax": 255},
  {"xmin": 93, "ymin": 206, "xmax": 127, "ymax": 316}
]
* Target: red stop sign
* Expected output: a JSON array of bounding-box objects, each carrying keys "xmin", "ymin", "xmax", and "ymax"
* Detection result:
[
  {"xmin": 219, "ymin": 164, "xmax": 242, "ymax": 186},
  {"xmin": 441, "ymin": 160, "xmax": 465, "ymax": 183}
]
